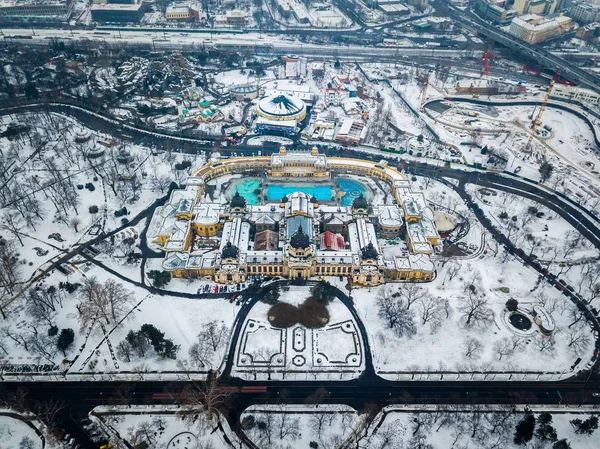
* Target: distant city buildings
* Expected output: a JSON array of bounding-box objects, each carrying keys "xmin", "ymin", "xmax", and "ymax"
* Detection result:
[
  {"xmin": 576, "ymin": 21, "xmax": 600, "ymax": 38},
  {"xmin": 0, "ymin": 0, "xmax": 73, "ymax": 23},
  {"xmin": 214, "ymin": 9, "xmax": 247, "ymax": 27},
  {"xmin": 508, "ymin": 13, "xmax": 573, "ymax": 43},
  {"xmin": 551, "ymin": 84, "xmax": 600, "ymax": 105},
  {"xmin": 571, "ymin": 2, "xmax": 600, "ymax": 23},
  {"xmin": 90, "ymin": 2, "xmax": 146, "ymax": 23},
  {"xmin": 512, "ymin": 0, "xmax": 557, "ymax": 15},
  {"xmin": 475, "ymin": 1, "xmax": 517, "ymax": 24},
  {"xmin": 166, "ymin": 3, "xmax": 205, "ymax": 21}
]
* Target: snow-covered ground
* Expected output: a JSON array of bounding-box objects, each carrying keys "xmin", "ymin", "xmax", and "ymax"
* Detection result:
[
  {"xmin": 466, "ymin": 185, "xmax": 600, "ymax": 263},
  {"xmin": 353, "ymin": 213, "xmax": 595, "ymax": 381},
  {"xmin": 363, "ymin": 406, "xmax": 600, "ymax": 449},
  {"xmin": 0, "ymin": 412, "xmax": 43, "ymax": 449},
  {"xmin": 231, "ymin": 286, "xmax": 365, "ymax": 381},
  {"xmin": 91, "ymin": 406, "xmax": 237, "ymax": 449},
  {"xmin": 241, "ymin": 404, "xmax": 360, "ymax": 449}
]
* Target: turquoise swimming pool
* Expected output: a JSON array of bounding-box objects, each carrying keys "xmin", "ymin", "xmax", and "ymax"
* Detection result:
[
  {"xmin": 235, "ymin": 179, "xmax": 260, "ymax": 205},
  {"xmin": 233, "ymin": 178, "xmax": 367, "ymax": 206},
  {"xmin": 266, "ymin": 185, "xmax": 332, "ymax": 201},
  {"xmin": 337, "ymin": 179, "xmax": 367, "ymax": 206}
]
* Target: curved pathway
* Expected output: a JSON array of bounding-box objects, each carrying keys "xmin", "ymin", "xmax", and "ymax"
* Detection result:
[{"xmin": 220, "ymin": 280, "xmax": 375, "ymax": 381}]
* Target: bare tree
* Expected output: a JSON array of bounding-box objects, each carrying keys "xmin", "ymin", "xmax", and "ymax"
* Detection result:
[
  {"xmin": 188, "ymin": 338, "xmax": 211, "ymax": 368},
  {"xmin": 276, "ymin": 408, "xmax": 300, "ymax": 441},
  {"xmin": 70, "ymin": 217, "xmax": 81, "ymax": 233},
  {"xmin": 308, "ymin": 412, "xmax": 329, "ymax": 440},
  {"xmin": 377, "ymin": 294, "xmax": 417, "ymax": 338},
  {"xmin": 418, "ymin": 294, "xmax": 445, "ymax": 330},
  {"xmin": 78, "ymin": 277, "xmax": 134, "ymax": 331},
  {"xmin": 444, "ymin": 261, "xmax": 461, "ymax": 284},
  {"xmin": 370, "ymin": 418, "xmax": 407, "ymax": 449},
  {"xmin": 535, "ymin": 335, "xmax": 556, "ymax": 355},
  {"xmin": 397, "ymin": 283, "xmax": 427, "ymax": 310},
  {"xmin": 34, "ymin": 397, "xmax": 66, "ymax": 424},
  {"xmin": 492, "ymin": 337, "xmax": 514, "ymax": 361},
  {"xmin": 0, "ymin": 212, "xmax": 26, "ymax": 247},
  {"xmin": 177, "ymin": 377, "xmax": 232, "ymax": 434},
  {"xmin": 150, "ymin": 172, "xmax": 171, "ymax": 193},
  {"xmin": 458, "ymin": 295, "xmax": 493, "ymax": 328},
  {"xmin": 198, "ymin": 321, "xmax": 229, "ymax": 352},
  {"xmin": 562, "ymin": 229, "xmax": 582, "ymax": 258},
  {"xmin": 566, "ymin": 322, "xmax": 588, "ymax": 355},
  {"xmin": 26, "ymin": 286, "xmax": 60, "ymax": 328},
  {"xmin": 462, "ymin": 337, "xmax": 483, "ymax": 360}
]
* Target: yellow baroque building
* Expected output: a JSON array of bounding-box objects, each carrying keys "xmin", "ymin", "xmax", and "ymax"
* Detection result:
[{"xmin": 147, "ymin": 147, "xmax": 440, "ymax": 287}]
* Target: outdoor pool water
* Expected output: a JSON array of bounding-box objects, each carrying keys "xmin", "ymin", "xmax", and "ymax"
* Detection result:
[
  {"xmin": 337, "ymin": 179, "xmax": 366, "ymax": 206},
  {"xmin": 266, "ymin": 185, "xmax": 333, "ymax": 201},
  {"xmin": 235, "ymin": 179, "xmax": 260, "ymax": 205},
  {"xmin": 235, "ymin": 178, "xmax": 367, "ymax": 206}
]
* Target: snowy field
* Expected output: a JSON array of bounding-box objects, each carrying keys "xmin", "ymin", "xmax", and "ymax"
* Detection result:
[
  {"xmin": 241, "ymin": 404, "xmax": 360, "ymax": 449},
  {"xmin": 0, "ymin": 413, "xmax": 43, "ymax": 449},
  {"xmin": 466, "ymin": 185, "xmax": 600, "ymax": 263},
  {"xmin": 364, "ymin": 407, "xmax": 600, "ymax": 449},
  {"xmin": 91, "ymin": 406, "xmax": 236, "ymax": 449},
  {"xmin": 354, "ymin": 212, "xmax": 595, "ymax": 381},
  {"xmin": 231, "ymin": 286, "xmax": 365, "ymax": 381}
]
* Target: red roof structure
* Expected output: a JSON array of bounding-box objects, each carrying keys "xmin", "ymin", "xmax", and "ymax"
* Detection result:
[{"xmin": 319, "ymin": 231, "xmax": 345, "ymax": 251}]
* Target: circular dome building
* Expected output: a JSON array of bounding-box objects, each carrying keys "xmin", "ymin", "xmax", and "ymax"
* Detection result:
[{"xmin": 256, "ymin": 94, "xmax": 307, "ymax": 122}]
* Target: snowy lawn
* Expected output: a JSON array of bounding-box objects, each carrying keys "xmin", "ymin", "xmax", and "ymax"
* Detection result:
[
  {"xmin": 231, "ymin": 286, "xmax": 365, "ymax": 381},
  {"xmin": 0, "ymin": 413, "xmax": 43, "ymax": 449},
  {"xmin": 241, "ymin": 404, "xmax": 360, "ymax": 449},
  {"xmin": 91, "ymin": 406, "xmax": 235, "ymax": 449},
  {"xmin": 354, "ymin": 253, "xmax": 595, "ymax": 381},
  {"xmin": 364, "ymin": 407, "xmax": 600, "ymax": 449}
]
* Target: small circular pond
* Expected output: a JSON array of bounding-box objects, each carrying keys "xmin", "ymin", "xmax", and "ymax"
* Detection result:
[{"xmin": 509, "ymin": 312, "xmax": 532, "ymax": 331}]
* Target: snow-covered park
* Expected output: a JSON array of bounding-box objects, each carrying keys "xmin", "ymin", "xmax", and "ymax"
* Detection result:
[{"xmin": 232, "ymin": 285, "xmax": 365, "ymax": 381}]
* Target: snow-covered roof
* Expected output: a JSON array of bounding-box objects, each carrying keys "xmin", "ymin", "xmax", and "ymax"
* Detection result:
[
  {"xmin": 319, "ymin": 231, "xmax": 346, "ymax": 251},
  {"xmin": 376, "ymin": 205, "xmax": 403, "ymax": 227},
  {"xmin": 246, "ymin": 250, "xmax": 283, "ymax": 264},
  {"xmin": 220, "ymin": 218, "xmax": 250, "ymax": 252},
  {"xmin": 285, "ymin": 191, "xmax": 315, "ymax": 217},
  {"xmin": 386, "ymin": 254, "xmax": 434, "ymax": 272},
  {"xmin": 271, "ymin": 150, "xmax": 327, "ymax": 169},
  {"xmin": 348, "ymin": 219, "xmax": 378, "ymax": 253},
  {"xmin": 316, "ymin": 251, "xmax": 354, "ymax": 265},
  {"xmin": 164, "ymin": 221, "xmax": 191, "ymax": 251},
  {"xmin": 193, "ymin": 203, "xmax": 224, "ymax": 225},
  {"xmin": 257, "ymin": 94, "xmax": 306, "ymax": 118}
]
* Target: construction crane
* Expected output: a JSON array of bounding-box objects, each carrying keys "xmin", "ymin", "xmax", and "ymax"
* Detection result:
[
  {"xmin": 483, "ymin": 50, "xmax": 501, "ymax": 78},
  {"xmin": 525, "ymin": 69, "xmax": 559, "ymax": 153}
]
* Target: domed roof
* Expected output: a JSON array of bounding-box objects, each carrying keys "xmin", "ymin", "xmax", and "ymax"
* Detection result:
[
  {"xmin": 352, "ymin": 193, "xmax": 368, "ymax": 210},
  {"xmin": 309, "ymin": 195, "xmax": 318, "ymax": 204},
  {"xmin": 290, "ymin": 226, "xmax": 310, "ymax": 250},
  {"xmin": 361, "ymin": 242, "xmax": 378, "ymax": 260},
  {"xmin": 222, "ymin": 241, "xmax": 239, "ymax": 259},
  {"xmin": 257, "ymin": 94, "xmax": 306, "ymax": 118},
  {"xmin": 230, "ymin": 191, "xmax": 246, "ymax": 209},
  {"xmin": 281, "ymin": 194, "xmax": 289, "ymax": 203}
]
